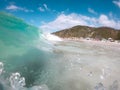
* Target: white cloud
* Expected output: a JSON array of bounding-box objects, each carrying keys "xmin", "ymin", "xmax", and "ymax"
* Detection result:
[
  {"xmin": 38, "ymin": 7, "xmax": 45, "ymax": 12},
  {"xmin": 6, "ymin": 4, "xmax": 19, "ymax": 10},
  {"xmin": 98, "ymin": 14, "xmax": 117, "ymax": 27},
  {"xmin": 88, "ymin": 8, "xmax": 97, "ymax": 15},
  {"xmin": 43, "ymin": 4, "xmax": 49, "ymax": 10},
  {"xmin": 113, "ymin": 0, "xmax": 120, "ymax": 8},
  {"xmin": 6, "ymin": 4, "xmax": 34, "ymax": 12},
  {"xmin": 40, "ymin": 13, "xmax": 120, "ymax": 32},
  {"xmin": 38, "ymin": 3, "xmax": 51, "ymax": 12}
]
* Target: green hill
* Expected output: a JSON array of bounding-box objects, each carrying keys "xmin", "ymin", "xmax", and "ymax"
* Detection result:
[{"xmin": 53, "ymin": 25, "xmax": 120, "ymax": 40}]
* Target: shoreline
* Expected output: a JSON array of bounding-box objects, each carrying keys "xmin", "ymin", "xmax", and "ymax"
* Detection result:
[{"xmin": 60, "ymin": 37, "xmax": 120, "ymax": 47}]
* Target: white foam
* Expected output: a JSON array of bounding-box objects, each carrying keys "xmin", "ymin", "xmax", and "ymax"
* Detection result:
[
  {"xmin": 9, "ymin": 72, "xmax": 25, "ymax": 89},
  {"xmin": 0, "ymin": 62, "xmax": 4, "ymax": 75},
  {"xmin": 43, "ymin": 33, "xmax": 62, "ymax": 41}
]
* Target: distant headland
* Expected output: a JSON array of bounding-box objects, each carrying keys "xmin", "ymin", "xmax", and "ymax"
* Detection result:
[{"xmin": 52, "ymin": 25, "xmax": 120, "ymax": 41}]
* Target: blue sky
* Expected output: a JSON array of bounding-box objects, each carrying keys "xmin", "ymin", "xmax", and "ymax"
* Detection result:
[{"xmin": 0, "ymin": 0, "xmax": 120, "ymax": 32}]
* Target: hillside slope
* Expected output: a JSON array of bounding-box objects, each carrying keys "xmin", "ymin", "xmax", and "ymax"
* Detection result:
[{"xmin": 53, "ymin": 25, "xmax": 120, "ymax": 40}]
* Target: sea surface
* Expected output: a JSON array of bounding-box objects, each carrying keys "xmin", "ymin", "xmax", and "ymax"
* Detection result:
[{"xmin": 0, "ymin": 12, "xmax": 120, "ymax": 90}]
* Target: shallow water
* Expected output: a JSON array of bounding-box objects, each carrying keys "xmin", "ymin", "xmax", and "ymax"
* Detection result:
[
  {"xmin": 1, "ymin": 40, "xmax": 120, "ymax": 90},
  {"xmin": 50, "ymin": 40, "xmax": 120, "ymax": 90}
]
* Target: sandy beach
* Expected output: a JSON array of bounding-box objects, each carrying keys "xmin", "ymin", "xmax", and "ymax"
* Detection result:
[{"xmin": 63, "ymin": 37, "xmax": 120, "ymax": 47}]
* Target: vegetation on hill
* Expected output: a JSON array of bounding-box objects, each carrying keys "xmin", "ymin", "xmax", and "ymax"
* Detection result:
[{"xmin": 53, "ymin": 25, "xmax": 120, "ymax": 40}]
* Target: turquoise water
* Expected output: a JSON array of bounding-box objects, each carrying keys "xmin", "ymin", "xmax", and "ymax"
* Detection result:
[
  {"xmin": 0, "ymin": 12, "xmax": 54, "ymax": 90},
  {"xmin": 0, "ymin": 12, "xmax": 40, "ymax": 58},
  {"xmin": 0, "ymin": 12, "xmax": 120, "ymax": 90}
]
